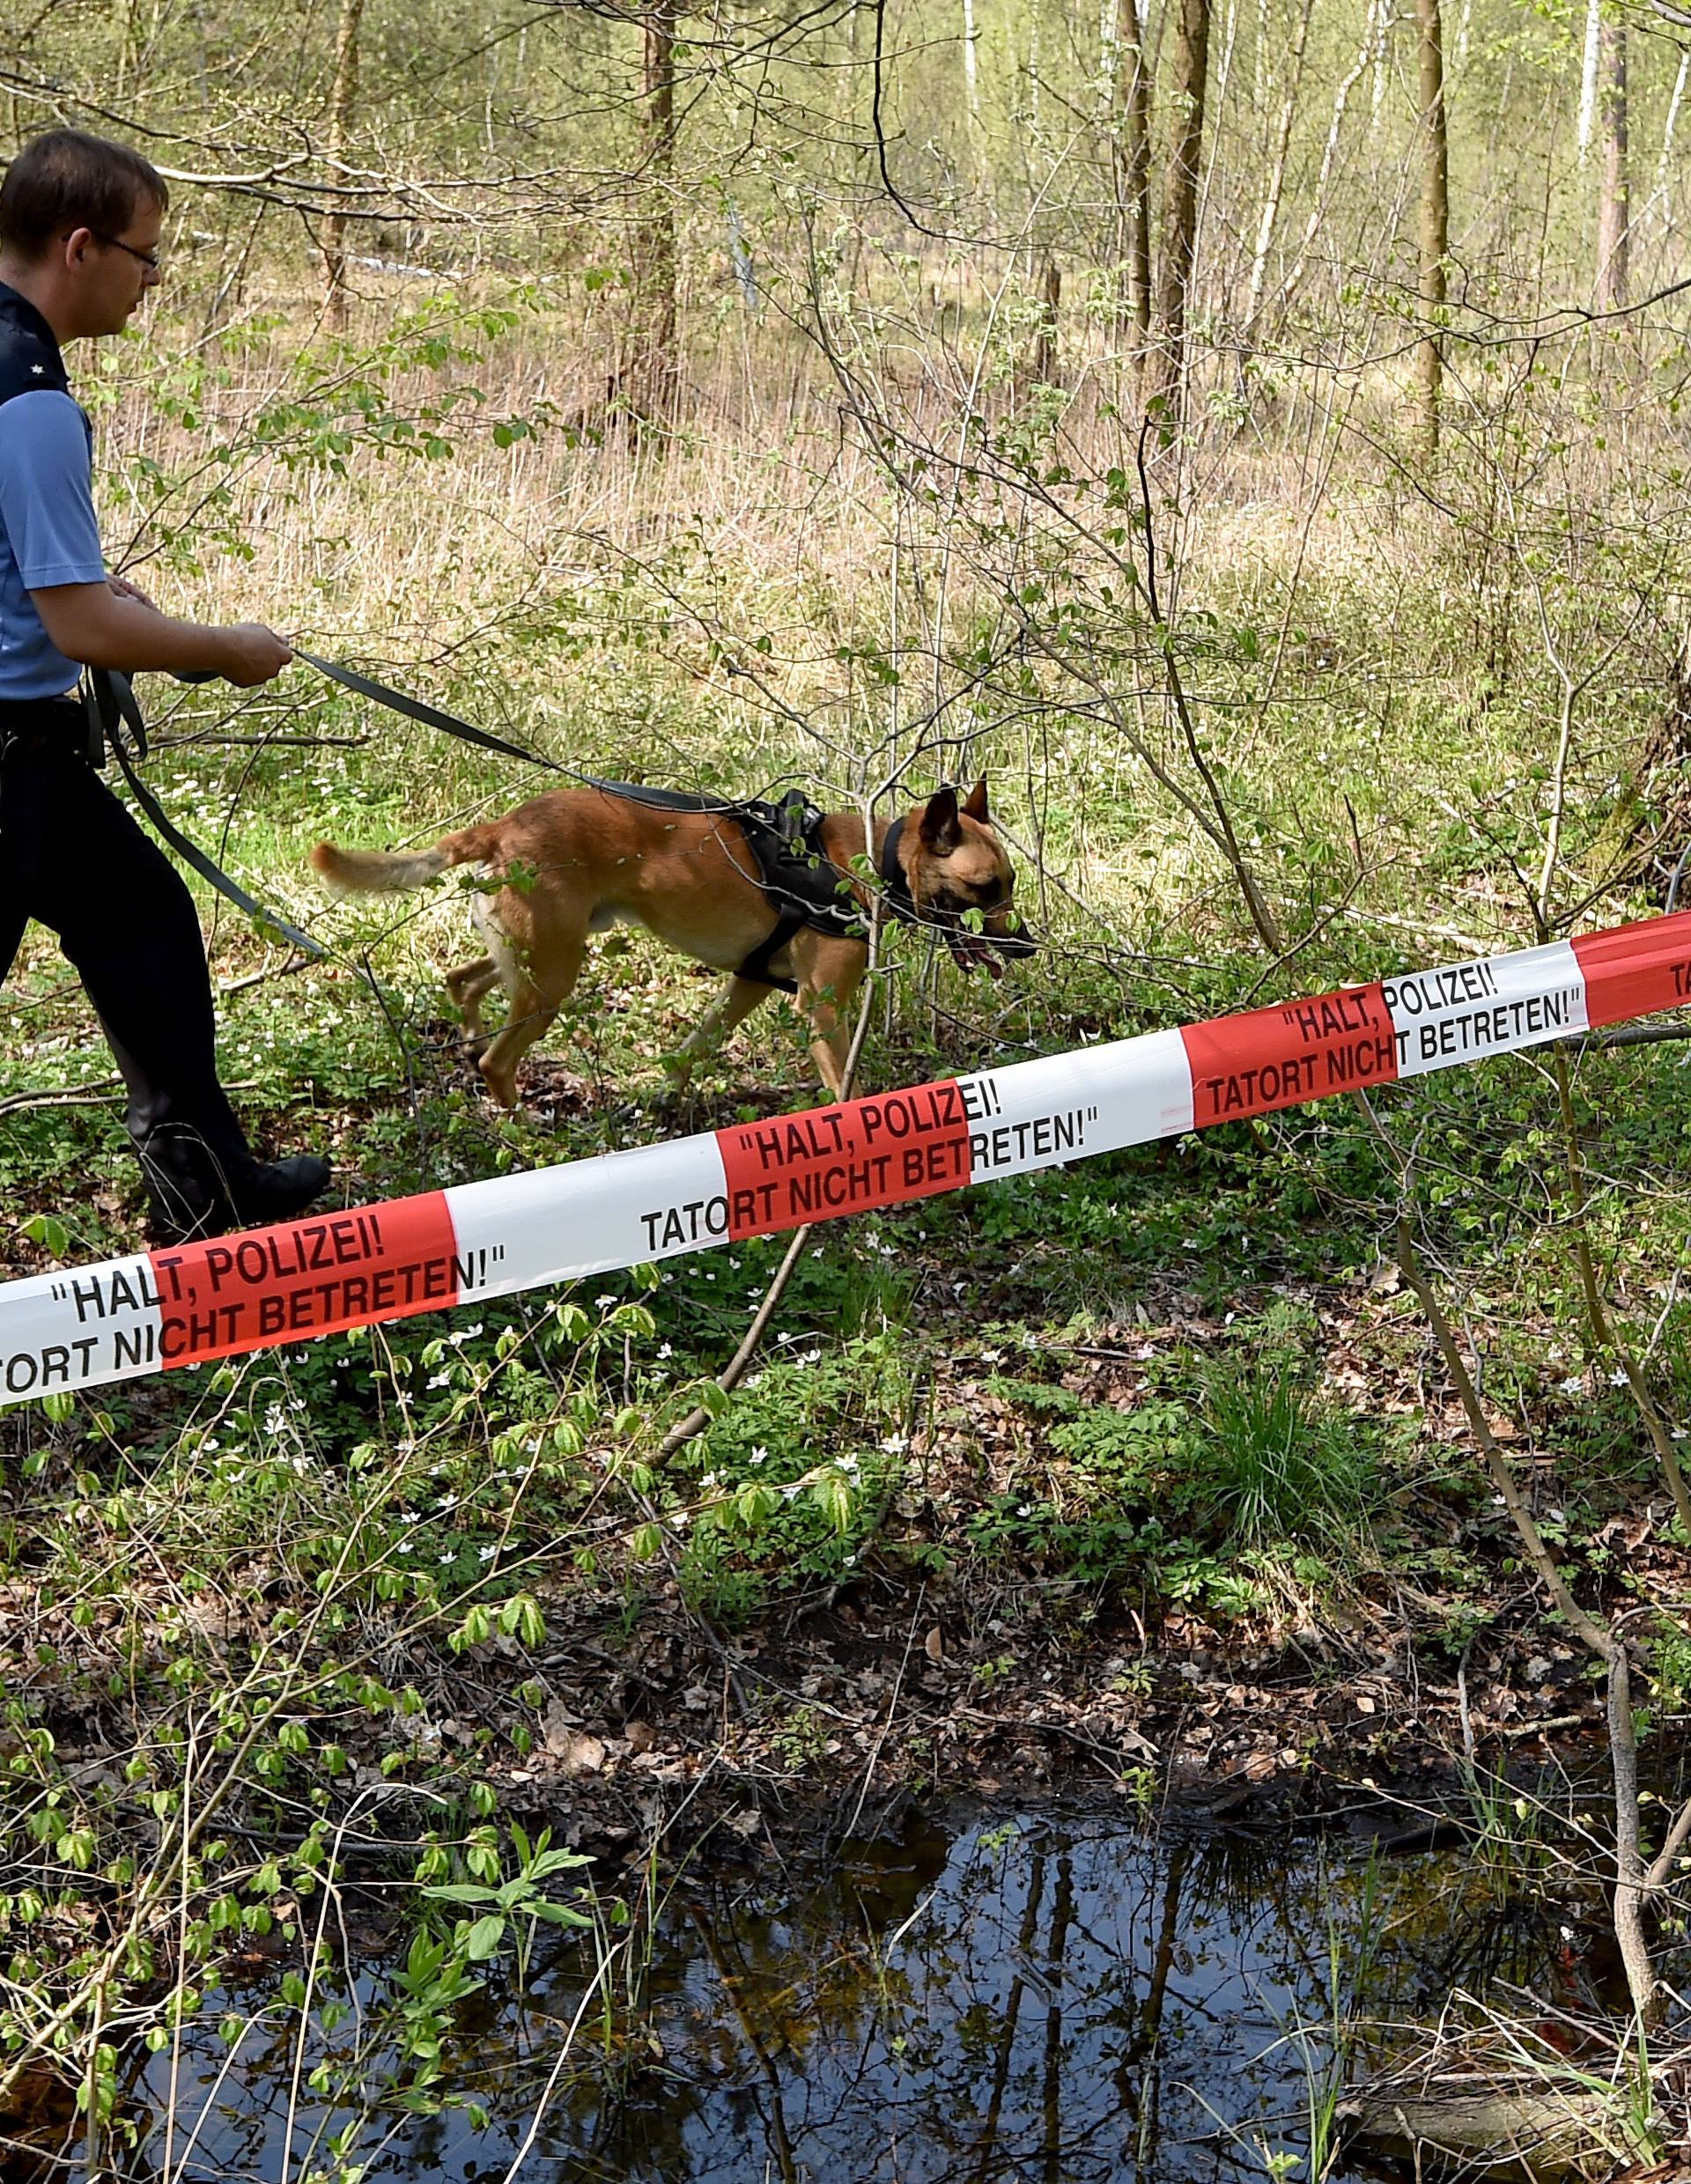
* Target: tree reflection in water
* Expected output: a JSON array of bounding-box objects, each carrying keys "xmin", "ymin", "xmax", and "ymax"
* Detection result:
[{"xmin": 143, "ymin": 1805, "xmax": 1583, "ymax": 2184}]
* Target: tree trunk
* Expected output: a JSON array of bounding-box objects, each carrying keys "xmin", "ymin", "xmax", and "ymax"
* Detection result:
[
  {"xmin": 1114, "ymin": 0, "xmax": 1154, "ymax": 360},
  {"xmin": 1596, "ymin": 15, "xmax": 1628, "ymax": 310},
  {"xmin": 322, "ymin": 0, "xmax": 363, "ymax": 329},
  {"xmin": 1242, "ymin": 0, "xmax": 1313, "ymax": 335},
  {"xmin": 1415, "ymin": 0, "xmax": 1448, "ymax": 459},
  {"xmin": 638, "ymin": 0, "xmax": 680, "ymax": 424},
  {"xmin": 1152, "ymin": 0, "xmax": 1211, "ymax": 410},
  {"xmin": 1033, "ymin": 254, "xmax": 1060, "ymax": 385},
  {"xmin": 1368, "ymin": 0, "xmax": 1391, "ymax": 133},
  {"xmin": 962, "ymin": 0, "xmax": 979, "ymax": 117},
  {"xmin": 1646, "ymin": 49, "xmax": 1688, "ymax": 232},
  {"xmin": 1577, "ymin": 0, "xmax": 1601, "ymax": 157},
  {"xmin": 1274, "ymin": 24, "xmax": 1372, "ymax": 319}
]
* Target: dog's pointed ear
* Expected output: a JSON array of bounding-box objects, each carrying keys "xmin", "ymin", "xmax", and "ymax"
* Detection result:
[
  {"xmin": 963, "ymin": 778, "xmax": 989, "ymax": 824},
  {"xmin": 919, "ymin": 786, "xmax": 963, "ymax": 853}
]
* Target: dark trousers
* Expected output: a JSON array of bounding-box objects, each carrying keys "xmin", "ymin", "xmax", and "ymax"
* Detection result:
[{"xmin": 0, "ymin": 712, "xmax": 254, "ymax": 1187}]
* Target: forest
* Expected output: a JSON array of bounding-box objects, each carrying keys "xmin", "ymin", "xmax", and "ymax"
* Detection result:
[{"xmin": 4, "ymin": 0, "xmax": 1691, "ymax": 2175}]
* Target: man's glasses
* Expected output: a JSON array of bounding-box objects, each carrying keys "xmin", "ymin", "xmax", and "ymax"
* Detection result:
[{"xmin": 65, "ymin": 230, "xmax": 163, "ymax": 273}]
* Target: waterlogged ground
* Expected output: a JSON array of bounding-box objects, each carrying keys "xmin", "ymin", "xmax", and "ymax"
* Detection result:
[{"xmin": 141, "ymin": 1802, "xmax": 1613, "ymax": 2184}]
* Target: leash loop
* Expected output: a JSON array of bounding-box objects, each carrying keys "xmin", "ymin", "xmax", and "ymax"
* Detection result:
[{"xmin": 86, "ymin": 668, "xmax": 331, "ymax": 963}]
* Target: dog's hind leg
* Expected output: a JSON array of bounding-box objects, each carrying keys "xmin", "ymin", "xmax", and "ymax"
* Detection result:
[
  {"xmin": 475, "ymin": 949, "xmax": 582, "ymax": 1108},
  {"xmin": 471, "ymin": 897, "xmax": 588, "ymax": 1110},
  {"xmin": 445, "ymin": 956, "xmax": 501, "ymax": 1040},
  {"xmin": 665, "ymin": 976, "xmax": 776, "ymax": 1093}
]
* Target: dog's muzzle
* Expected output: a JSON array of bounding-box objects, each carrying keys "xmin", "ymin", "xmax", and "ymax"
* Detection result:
[{"xmin": 944, "ymin": 916, "xmax": 1037, "ymax": 978}]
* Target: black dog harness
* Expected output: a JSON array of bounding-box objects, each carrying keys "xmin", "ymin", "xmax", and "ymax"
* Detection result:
[
  {"xmin": 593, "ymin": 784, "xmax": 919, "ymax": 993},
  {"xmin": 734, "ymin": 797, "xmax": 921, "ymax": 992}
]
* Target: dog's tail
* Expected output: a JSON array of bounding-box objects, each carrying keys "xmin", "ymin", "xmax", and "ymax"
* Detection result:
[{"xmin": 311, "ymin": 824, "xmax": 505, "ymax": 896}]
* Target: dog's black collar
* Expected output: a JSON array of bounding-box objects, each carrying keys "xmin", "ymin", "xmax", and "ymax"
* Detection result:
[{"xmin": 878, "ymin": 815, "xmax": 918, "ymax": 924}]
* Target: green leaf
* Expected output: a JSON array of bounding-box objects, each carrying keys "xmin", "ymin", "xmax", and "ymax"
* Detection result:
[
  {"xmin": 23, "ymin": 1214, "xmax": 68, "ymax": 1258},
  {"xmin": 463, "ymin": 1915, "xmax": 506, "ymax": 1961},
  {"xmin": 528, "ymin": 1847, "xmax": 590, "ymax": 1881},
  {"xmin": 529, "ymin": 1900, "xmax": 593, "ymax": 1927}
]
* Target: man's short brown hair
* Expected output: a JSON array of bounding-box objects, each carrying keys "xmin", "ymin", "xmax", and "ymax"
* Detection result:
[{"xmin": 0, "ymin": 129, "xmax": 167, "ymax": 262}]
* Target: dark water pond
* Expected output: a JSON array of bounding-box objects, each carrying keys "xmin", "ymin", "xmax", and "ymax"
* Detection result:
[{"xmin": 144, "ymin": 1802, "xmax": 1597, "ymax": 2184}]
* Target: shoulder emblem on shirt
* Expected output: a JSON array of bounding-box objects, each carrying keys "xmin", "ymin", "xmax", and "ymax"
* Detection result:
[{"xmin": 0, "ymin": 300, "xmax": 70, "ymax": 408}]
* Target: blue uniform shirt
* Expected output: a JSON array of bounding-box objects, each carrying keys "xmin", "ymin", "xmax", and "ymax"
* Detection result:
[{"xmin": 0, "ymin": 283, "xmax": 106, "ymax": 700}]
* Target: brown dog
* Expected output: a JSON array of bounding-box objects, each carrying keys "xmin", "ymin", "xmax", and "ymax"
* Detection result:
[{"xmin": 311, "ymin": 780, "xmax": 1028, "ymax": 1106}]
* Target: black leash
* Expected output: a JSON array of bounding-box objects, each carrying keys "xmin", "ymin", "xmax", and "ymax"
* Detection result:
[
  {"xmin": 295, "ymin": 652, "xmax": 1026, "ymax": 980},
  {"xmin": 92, "ymin": 653, "xmax": 961, "ymax": 987},
  {"xmin": 299, "ymin": 650, "xmax": 926, "ymax": 895},
  {"xmin": 295, "ymin": 649, "xmax": 748, "ymax": 811},
  {"xmin": 294, "ymin": 649, "xmax": 580, "ymax": 781}
]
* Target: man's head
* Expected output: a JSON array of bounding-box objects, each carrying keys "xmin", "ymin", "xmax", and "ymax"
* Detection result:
[{"xmin": 0, "ymin": 129, "xmax": 167, "ymax": 341}]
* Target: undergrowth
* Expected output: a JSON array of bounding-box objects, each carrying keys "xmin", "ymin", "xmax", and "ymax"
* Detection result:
[{"xmin": 3, "ymin": 291, "xmax": 1691, "ymax": 2158}]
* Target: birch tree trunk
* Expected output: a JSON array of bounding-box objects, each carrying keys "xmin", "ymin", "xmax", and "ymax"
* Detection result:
[
  {"xmin": 1243, "ymin": 0, "xmax": 1314, "ymax": 336},
  {"xmin": 1275, "ymin": 25, "xmax": 1373, "ymax": 315},
  {"xmin": 1645, "ymin": 50, "xmax": 1688, "ymax": 233},
  {"xmin": 962, "ymin": 0, "xmax": 979, "ymax": 119},
  {"xmin": 322, "ymin": 0, "xmax": 363, "ymax": 328},
  {"xmin": 1369, "ymin": 0, "xmax": 1391, "ymax": 134},
  {"xmin": 1577, "ymin": 0, "xmax": 1601, "ymax": 158},
  {"xmin": 1152, "ymin": 0, "xmax": 1211, "ymax": 409},
  {"xmin": 1415, "ymin": 0, "xmax": 1448, "ymax": 459},
  {"xmin": 638, "ymin": 0, "xmax": 680, "ymax": 423},
  {"xmin": 1596, "ymin": 15, "xmax": 1628, "ymax": 309}
]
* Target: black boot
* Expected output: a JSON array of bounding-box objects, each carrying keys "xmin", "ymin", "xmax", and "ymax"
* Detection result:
[
  {"xmin": 136, "ymin": 1125, "xmax": 234, "ymax": 1243},
  {"xmin": 231, "ymin": 1154, "xmax": 332, "ymax": 1230},
  {"xmin": 137, "ymin": 1125, "xmax": 329, "ymax": 1244}
]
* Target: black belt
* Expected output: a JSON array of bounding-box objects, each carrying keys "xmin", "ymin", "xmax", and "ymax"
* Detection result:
[{"xmin": 0, "ymin": 692, "xmax": 86, "ymax": 748}]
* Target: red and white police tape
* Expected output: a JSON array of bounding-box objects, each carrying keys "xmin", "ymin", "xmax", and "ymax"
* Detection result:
[{"xmin": 4, "ymin": 909, "xmax": 1691, "ymax": 1406}]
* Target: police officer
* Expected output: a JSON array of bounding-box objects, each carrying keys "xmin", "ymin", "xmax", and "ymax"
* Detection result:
[{"xmin": 0, "ymin": 129, "xmax": 329, "ymax": 1241}]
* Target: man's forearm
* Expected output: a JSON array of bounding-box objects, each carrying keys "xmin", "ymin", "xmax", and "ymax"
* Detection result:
[
  {"xmin": 27, "ymin": 583, "xmax": 290, "ymax": 687},
  {"xmin": 30, "ymin": 583, "xmax": 233, "ymax": 675}
]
